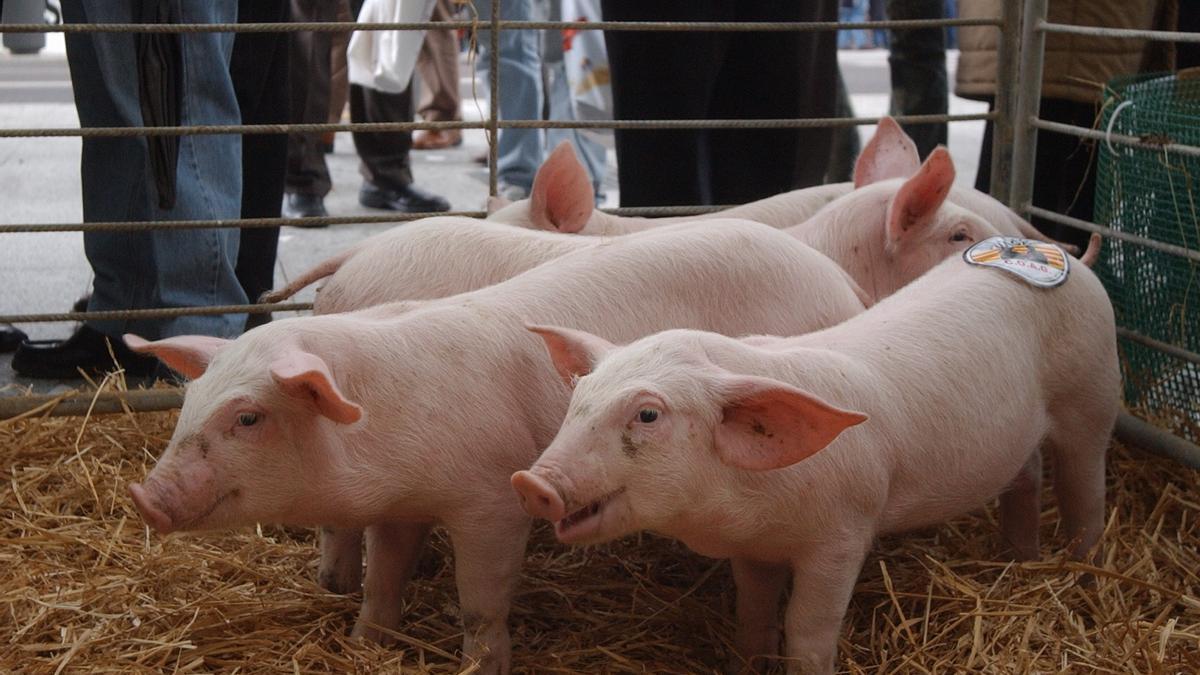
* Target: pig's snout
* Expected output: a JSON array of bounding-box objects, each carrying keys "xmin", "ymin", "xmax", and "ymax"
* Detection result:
[
  {"xmin": 129, "ymin": 482, "xmax": 174, "ymax": 534},
  {"xmin": 511, "ymin": 470, "xmax": 566, "ymax": 521}
]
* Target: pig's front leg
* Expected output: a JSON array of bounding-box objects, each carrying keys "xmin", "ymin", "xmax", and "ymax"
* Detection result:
[
  {"xmin": 351, "ymin": 522, "xmax": 432, "ymax": 642},
  {"xmin": 447, "ymin": 515, "xmax": 531, "ymax": 675},
  {"xmin": 318, "ymin": 526, "xmax": 364, "ymax": 593},
  {"xmin": 728, "ymin": 557, "xmax": 789, "ymax": 674},
  {"xmin": 783, "ymin": 536, "xmax": 872, "ymax": 675},
  {"xmin": 998, "ymin": 449, "xmax": 1042, "ymax": 561}
]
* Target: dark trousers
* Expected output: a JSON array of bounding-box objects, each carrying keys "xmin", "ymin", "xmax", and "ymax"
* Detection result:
[
  {"xmin": 886, "ymin": 0, "xmax": 948, "ymax": 158},
  {"xmin": 286, "ymin": 0, "xmax": 415, "ymax": 196},
  {"xmin": 976, "ymin": 97, "xmax": 1096, "ymax": 251},
  {"xmin": 599, "ymin": 0, "xmax": 839, "ymax": 207},
  {"xmin": 232, "ymin": 0, "xmax": 290, "ymax": 314}
]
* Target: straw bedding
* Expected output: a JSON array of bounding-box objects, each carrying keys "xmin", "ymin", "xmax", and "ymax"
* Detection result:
[{"xmin": 2, "ymin": 396, "xmax": 1198, "ymax": 673}]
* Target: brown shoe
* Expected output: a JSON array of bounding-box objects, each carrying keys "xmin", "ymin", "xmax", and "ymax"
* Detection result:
[{"xmin": 413, "ymin": 128, "xmax": 463, "ymax": 150}]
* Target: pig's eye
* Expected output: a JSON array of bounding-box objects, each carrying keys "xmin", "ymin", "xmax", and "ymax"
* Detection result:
[
  {"xmin": 950, "ymin": 229, "xmax": 972, "ymax": 243},
  {"xmin": 638, "ymin": 409, "xmax": 659, "ymax": 424},
  {"xmin": 237, "ymin": 412, "xmax": 260, "ymax": 427}
]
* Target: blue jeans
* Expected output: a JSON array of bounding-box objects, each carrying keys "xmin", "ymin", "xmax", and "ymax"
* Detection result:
[
  {"xmin": 473, "ymin": 0, "xmax": 543, "ymax": 191},
  {"xmin": 62, "ymin": 0, "xmax": 247, "ymax": 340},
  {"xmin": 545, "ymin": 60, "xmax": 607, "ymax": 202}
]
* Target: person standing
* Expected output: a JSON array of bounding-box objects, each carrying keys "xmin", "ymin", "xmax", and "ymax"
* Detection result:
[
  {"xmin": 282, "ymin": 0, "xmax": 450, "ymax": 219},
  {"xmin": 598, "ymin": 1, "xmax": 841, "ymax": 207},
  {"xmin": 412, "ymin": 0, "xmax": 464, "ymax": 150},
  {"xmin": 14, "ymin": 0, "xmax": 247, "ymax": 378},
  {"xmin": 886, "ymin": 0, "xmax": 948, "ymax": 159}
]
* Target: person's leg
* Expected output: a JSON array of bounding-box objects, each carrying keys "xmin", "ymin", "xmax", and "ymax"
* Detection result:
[
  {"xmin": 474, "ymin": 0, "xmax": 544, "ymax": 195},
  {"xmin": 599, "ymin": 0, "xmax": 728, "ymax": 206},
  {"xmin": 825, "ymin": 67, "xmax": 862, "ymax": 184},
  {"xmin": 545, "ymin": 59, "xmax": 607, "ymax": 202},
  {"xmin": 283, "ymin": 0, "xmax": 336, "ymax": 217},
  {"xmin": 17, "ymin": 0, "xmax": 246, "ymax": 377},
  {"xmin": 347, "ymin": 0, "xmax": 450, "ymax": 215},
  {"xmin": 1028, "ymin": 99, "xmax": 1097, "ymax": 251},
  {"xmin": 232, "ymin": 0, "xmax": 290, "ymax": 322},
  {"xmin": 885, "ymin": 0, "xmax": 948, "ymax": 158},
  {"xmin": 708, "ymin": 0, "xmax": 840, "ymax": 204},
  {"xmin": 65, "ymin": 0, "xmax": 244, "ymax": 340},
  {"xmin": 413, "ymin": 0, "xmax": 463, "ymax": 149}
]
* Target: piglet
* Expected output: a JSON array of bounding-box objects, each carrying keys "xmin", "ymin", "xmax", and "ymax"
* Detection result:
[
  {"xmin": 265, "ymin": 142, "xmax": 998, "ymax": 314},
  {"xmin": 125, "ymin": 220, "xmax": 867, "ymax": 675},
  {"xmin": 488, "ymin": 118, "xmax": 1063, "ymax": 250},
  {"xmin": 514, "ymin": 245, "xmax": 1119, "ymax": 674}
]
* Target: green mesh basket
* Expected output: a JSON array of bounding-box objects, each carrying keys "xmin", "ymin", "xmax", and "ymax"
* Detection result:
[{"xmin": 1094, "ymin": 71, "xmax": 1200, "ymax": 443}]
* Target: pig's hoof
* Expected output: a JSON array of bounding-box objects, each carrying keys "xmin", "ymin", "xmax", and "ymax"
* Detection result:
[
  {"xmin": 318, "ymin": 569, "xmax": 361, "ymax": 594},
  {"xmin": 350, "ymin": 621, "xmax": 396, "ymax": 646}
]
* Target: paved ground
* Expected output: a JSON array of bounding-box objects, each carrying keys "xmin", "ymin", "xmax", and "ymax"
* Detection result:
[{"xmin": 0, "ymin": 36, "xmax": 987, "ymax": 395}]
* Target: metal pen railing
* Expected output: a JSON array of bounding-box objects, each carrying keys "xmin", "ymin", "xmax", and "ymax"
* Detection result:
[{"xmin": 2, "ymin": 12, "xmax": 1015, "ymax": 420}]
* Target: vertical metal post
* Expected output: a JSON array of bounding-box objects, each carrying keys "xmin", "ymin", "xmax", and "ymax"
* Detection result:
[
  {"xmin": 1009, "ymin": 0, "xmax": 1049, "ymax": 218},
  {"xmin": 487, "ymin": 0, "xmax": 500, "ymax": 196},
  {"xmin": 987, "ymin": 0, "xmax": 1021, "ymax": 205}
]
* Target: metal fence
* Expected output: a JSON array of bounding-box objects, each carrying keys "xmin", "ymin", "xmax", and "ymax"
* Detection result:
[
  {"xmin": 1, "ymin": 2, "xmax": 1196, "ymax": 467},
  {"xmin": 1009, "ymin": 0, "xmax": 1200, "ymax": 467}
]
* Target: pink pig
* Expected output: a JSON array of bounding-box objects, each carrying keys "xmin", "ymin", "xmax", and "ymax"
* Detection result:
[
  {"xmin": 125, "ymin": 221, "xmax": 868, "ymax": 674},
  {"xmin": 486, "ymin": 118, "xmax": 1054, "ymax": 247},
  {"xmin": 513, "ymin": 249, "xmax": 1119, "ymax": 673},
  {"xmin": 265, "ymin": 139, "xmax": 1000, "ymax": 313}
]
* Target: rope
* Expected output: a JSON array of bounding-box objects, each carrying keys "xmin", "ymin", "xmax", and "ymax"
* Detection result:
[
  {"xmin": 0, "ymin": 113, "xmax": 996, "ymax": 139},
  {"xmin": 0, "ymin": 17, "xmax": 1001, "ymax": 34}
]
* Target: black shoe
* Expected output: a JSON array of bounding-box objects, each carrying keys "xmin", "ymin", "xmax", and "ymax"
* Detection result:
[
  {"xmin": 0, "ymin": 324, "xmax": 28, "ymax": 353},
  {"xmin": 282, "ymin": 192, "xmax": 330, "ymax": 226},
  {"xmin": 359, "ymin": 181, "xmax": 451, "ymax": 213},
  {"xmin": 11, "ymin": 325, "xmax": 159, "ymax": 379}
]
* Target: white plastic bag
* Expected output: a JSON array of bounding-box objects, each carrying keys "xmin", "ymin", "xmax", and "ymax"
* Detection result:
[
  {"xmin": 561, "ymin": 0, "xmax": 612, "ymax": 125},
  {"xmin": 347, "ymin": 0, "xmax": 435, "ymax": 93}
]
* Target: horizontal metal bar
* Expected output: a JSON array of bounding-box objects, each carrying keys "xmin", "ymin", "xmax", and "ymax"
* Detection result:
[
  {"xmin": 0, "ymin": 17, "xmax": 1000, "ymax": 34},
  {"xmin": 0, "ymin": 388, "xmax": 184, "ymax": 421},
  {"xmin": 1, "ymin": 302, "xmax": 311, "ymax": 325},
  {"xmin": 0, "ymin": 211, "xmax": 485, "ymax": 234},
  {"xmin": 1037, "ymin": 20, "xmax": 1200, "ymax": 43},
  {"xmin": 0, "ymin": 205, "xmax": 734, "ymax": 234},
  {"xmin": 0, "ymin": 113, "xmax": 995, "ymax": 140},
  {"xmin": 1115, "ymin": 412, "xmax": 1200, "ymax": 470},
  {"xmin": 1115, "ymin": 326, "xmax": 1200, "ymax": 367},
  {"xmin": 1023, "ymin": 205, "xmax": 1200, "ymax": 263},
  {"xmin": 1029, "ymin": 117, "xmax": 1200, "ymax": 159}
]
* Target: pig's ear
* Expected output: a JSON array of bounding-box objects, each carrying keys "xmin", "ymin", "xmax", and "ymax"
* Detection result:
[
  {"xmin": 270, "ymin": 351, "xmax": 363, "ymax": 424},
  {"xmin": 486, "ymin": 195, "xmax": 512, "ymax": 214},
  {"xmin": 123, "ymin": 334, "xmax": 229, "ymax": 379},
  {"xmin": 527, "ymin": 324, "xmax": 613, "ymax": 386},
  {"xmin": 714, "ymin": 374, "xmax": 866, "ymax": 471},
  {"xmin": 529, "ymin": 142, "xmax": 594, "ymax": 233},
  {"xmin": 885, "ymin": 146, "xmax": 955, "ymax": 242},
  {"xmin": 854, "ymin": 116, "xmax": 921, "ymax": 188}
]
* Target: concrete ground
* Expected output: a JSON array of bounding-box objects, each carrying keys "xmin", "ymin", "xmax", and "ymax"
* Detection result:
[{"xmin": 0, "ymin": 35, "xmax": 987, "ymax": 396}]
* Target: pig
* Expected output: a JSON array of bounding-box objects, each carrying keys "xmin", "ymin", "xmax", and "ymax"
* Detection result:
[
  {"xmin": 267, "ymin": 144, "xmax": 1007, "ymax": 593},
  {"xmin": 125, "ymin": 220, "xmax": 869, "ymax": 675},
  {"xmin": 265, "ymin": 143, "xmax": 1000, "ymax": 314},
  {"xmin": 486, "ymin": 117, "xmax": 1057, "ymax": 248},
  {"xmin": 512, "ymin": 247, "xmax": 1119, "ymax": 674}
]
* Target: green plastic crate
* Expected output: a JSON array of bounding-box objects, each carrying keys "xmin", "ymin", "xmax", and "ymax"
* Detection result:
[{"xmin": 1095, "ymin": 71, "xmax": 1200, "ymax": 443}]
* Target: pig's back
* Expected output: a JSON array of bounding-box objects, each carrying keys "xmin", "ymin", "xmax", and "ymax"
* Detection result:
[
  {"xmin": 315, "ymin": 218, "xmax": 590, "ymax": 313},
  {"xmin": 796, "ymin": 255, "xmax": 1116, "ymax": 533},
  {"xmin": 460, "ymin": 218, "xmax": 867, "ymax": 338}
]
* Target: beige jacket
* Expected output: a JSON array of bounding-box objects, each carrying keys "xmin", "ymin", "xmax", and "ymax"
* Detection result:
[{"xmin": 955, "ymin": 0, "xmax": 1176, "ymax": 103}]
